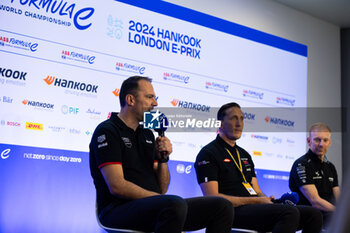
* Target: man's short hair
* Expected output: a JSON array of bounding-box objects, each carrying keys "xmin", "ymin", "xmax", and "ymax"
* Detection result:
[
  {"xmin": 119, "ymin": 76, "xmax": 152, "ymax": 107},
  {"xmin": 309, "ymin": 122, "xmax": 331, "ymax": 135},
  {"xmin": 217, "ymin": 102, "xmax": 241, "ymax": 121}
]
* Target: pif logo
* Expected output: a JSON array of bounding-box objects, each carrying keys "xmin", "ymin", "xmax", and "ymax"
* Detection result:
[
  {"xmin": 61, "ymin": 105, "xmax": 79, "ymax": 115},
  {"xmin": 26, "ymin": 122, "xmax": 43, "ymax": 131}
]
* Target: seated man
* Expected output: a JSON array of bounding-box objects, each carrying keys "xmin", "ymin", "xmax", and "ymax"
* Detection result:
[
  {"xmin": 289, "ymin": 122, "xmax": 340, "ymax": 228},
  {"xmin": 194, "ymin": 102, "xmax": 323, "ymax": 233},
  {"xmin": 89, "ymin": 76, "xmax": 234, "ymax": 233}
]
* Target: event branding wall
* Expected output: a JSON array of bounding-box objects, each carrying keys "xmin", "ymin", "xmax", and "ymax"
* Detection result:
[{"xmin": 0, "ymin": 1, "xmax": 307, "ymax": 232}]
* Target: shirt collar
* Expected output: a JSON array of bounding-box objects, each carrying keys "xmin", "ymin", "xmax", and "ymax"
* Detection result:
[
  {"xmin": 110, "ymin": 112, "xmax": 142, "ymax": 132},
  {"xmin": 306, "ymin": 149, "xmax": 329, "ymax": 163},
  {"xmin": 216, "ymin": 134, "xmax": 237, "ymax": 150}
]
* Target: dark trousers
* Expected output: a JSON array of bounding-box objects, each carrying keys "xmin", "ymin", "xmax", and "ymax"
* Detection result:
[
  {"xmin": 232, "ymin": 204, "xmax": 323, "ymax": 233},
  {"xmin": 321, "ymin": 211, "xmax": 333, "ymax": 230},
  {"xmin": 100, "ymin": 195, "xmax": 234, "ymax": 233}
]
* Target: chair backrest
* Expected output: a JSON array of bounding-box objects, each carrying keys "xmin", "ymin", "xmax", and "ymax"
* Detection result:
[{"xmin": 95, "ymin": 202, "xmax": 151, "ymax": 233}]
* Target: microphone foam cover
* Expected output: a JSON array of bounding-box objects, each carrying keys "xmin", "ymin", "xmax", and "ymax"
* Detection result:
[{"xmin": 281, "ymin": 192, "xmax": 299, "ymax": 205}]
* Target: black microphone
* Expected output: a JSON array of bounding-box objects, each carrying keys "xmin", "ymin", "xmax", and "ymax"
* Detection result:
[
  {"xmin": 272, "ymin": 192, "xmax": 299, "ymax": 206},
  {"xmin": 154, "ymin": 113, "xmax": 168, "ymax": 161}
]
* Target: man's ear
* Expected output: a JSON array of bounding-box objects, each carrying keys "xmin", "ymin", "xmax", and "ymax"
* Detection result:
[
  {"xmin": 125, "ymin": 94, "xmax": 135, "ymax": 106},
  {"xmin": 307, "ymin": 136, "xmax": 311, "ymax": 146},
  {"xmin": 219, "ymin": 121, "xmax": 224, "ymax": 132}
]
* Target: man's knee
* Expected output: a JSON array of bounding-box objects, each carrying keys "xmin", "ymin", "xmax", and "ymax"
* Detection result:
[
  {"xmin": 282, "ymin": 206, "xmax": 300, "ymax": 222},
  {"xmin": 307, "ymin": 207, "xmax": 323, "ymax": 228},
  {"xmin": 160, "ymin": 195, "xmax": 188, "ymax": 220},
  {"xmin": 192, "ymin": 196, "xmax": 234, "ymax": 222},
  {"xmin": 299, "ymin": 206, "xmax": 323, "ymax": 224},
  {"xmin": 212, "ymin": 197, "xmax": 234, "ymax": 218},
  {"xmin": 312, "ymin": 208, "xmax": 323, "ymax": 222}
]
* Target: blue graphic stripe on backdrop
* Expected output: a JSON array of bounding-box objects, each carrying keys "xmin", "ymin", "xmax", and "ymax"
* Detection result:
[{"xmin": 115, "ymin": 0, "xmax": 307, "ymax": 57}]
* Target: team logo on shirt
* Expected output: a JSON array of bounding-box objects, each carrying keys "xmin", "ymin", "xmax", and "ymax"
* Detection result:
[
  {"xmin": 97, "ymin": 134, "xmax": 106, "ymax": 143},
  {"xmin": 122, "ymin": 137, "xmax": 132, "ymax": 148},
  {"xmin": 97, "ymin": 134, "xmax": 108, "ymax": 148},
  {"xmin": 313, "ymin": 171, "xmax": 322, "ymax": 179}
]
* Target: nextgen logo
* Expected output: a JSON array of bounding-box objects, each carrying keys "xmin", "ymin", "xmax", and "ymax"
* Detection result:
[
  {"xmin": 243, "ymin": 89, "xmax": 264, "ymax": 100},
  {"xmin": 115, "ymin": 62, "xmax": 145, "ymax": 75},
  {"xmin": 163, "ymin": 72, "xmax": 189, "ymax": 84},
  {"xmin": 48, "ymin": 125, "xmax": 65, "ymax": 133},
  {"xmin": 205, "ymin": 81, "xmax": 229, "ymax": 92},
  {"xmin": 61, "ymin": 50, "xmax": 95, "ymax": 64},
  {"xmin": 171, "ymin": 99, "xmax": 210, "ymax": 112},
  {"xmin": 43, "ymin": 76, "xmax": 98, "ymax": 93},
  {"xmin": 276, "ymin": 97, "xmax": 295, "ymax": 106},
  {"xmin": 265, "ymin": 116, "xmax": 295, "ymax": 127}
]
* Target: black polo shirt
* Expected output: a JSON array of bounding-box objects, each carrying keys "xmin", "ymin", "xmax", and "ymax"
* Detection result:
[
  {"xmin": 195, "ymin": 135, "xmax": 257, "ymax": 197},
  {"xmin": 89, "ymin": 113, "xmax": 160, "ymax": 213},
  {"xmin": 289, "ymin": 149, "xmax": 339, "ymax": 206}
]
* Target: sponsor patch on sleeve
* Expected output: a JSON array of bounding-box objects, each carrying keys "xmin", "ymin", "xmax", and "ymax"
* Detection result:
[
  {"xmin": 97, "ymin": 134, "xmax": 106, "ymax": 143},
  {"xmin": 98, "ymin": 142, "xmax": 108, "ymax": 148},
  {"xmin": 198, "ymin": 160, "xmax": 210, "ymax": 166}
]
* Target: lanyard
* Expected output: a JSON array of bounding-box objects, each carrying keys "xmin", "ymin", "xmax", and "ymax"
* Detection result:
[{"xmin": 225, "ymin": 148, "xmax": 248, "ymax": 183}]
